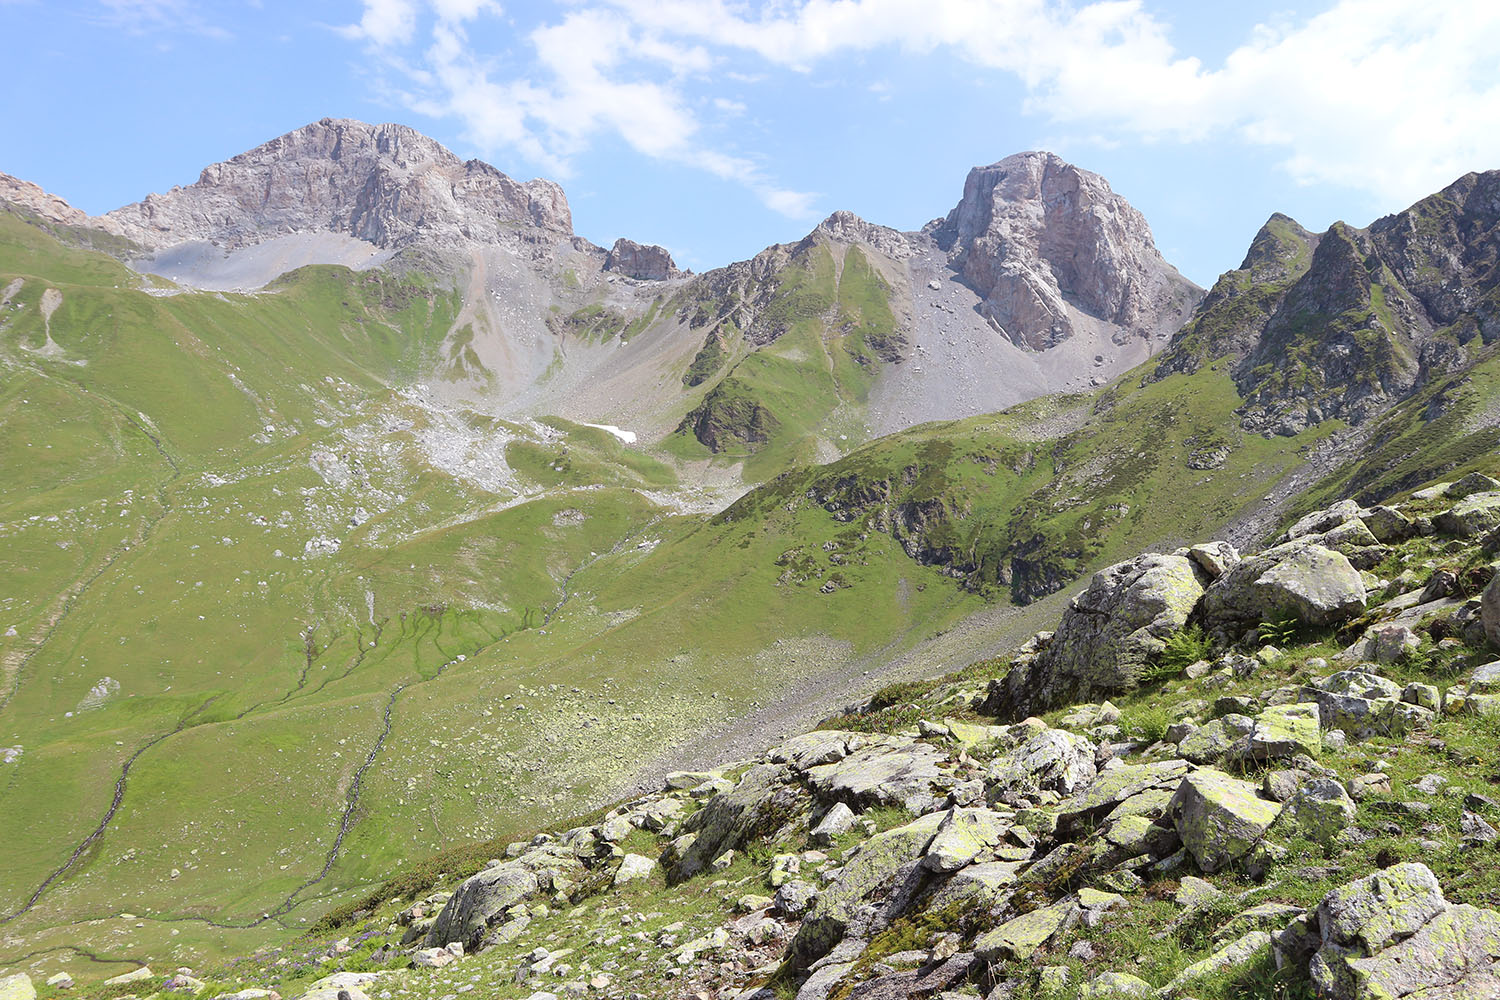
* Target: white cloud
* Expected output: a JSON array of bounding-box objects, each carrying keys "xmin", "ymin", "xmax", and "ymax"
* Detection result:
[
  {"xmin": 343, "ymin": 1, "xmax": 817, "ymax": 217},
  {"xmin": 341, "ymin": 0, "xmax": 1500, "ymax": 220}
]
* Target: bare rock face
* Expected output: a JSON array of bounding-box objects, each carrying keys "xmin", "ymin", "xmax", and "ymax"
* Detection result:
[
  {"xmin": 604, "ymin": 238, "xmax": 680, "ymax": 280},
  {"xmin": 928, "ymin": 151, "xmax": 1200, "ymax": 350},
  {"xmin": 0, "ymin": 172, "xmax": 102, "ymax": 229},
  {"xmin": 103, "ymin": 118, "xmax": 572, "ymax": 251},
  {"xmin": 816, "ymin": 210, "xmax": 916, "ymax": 260}
]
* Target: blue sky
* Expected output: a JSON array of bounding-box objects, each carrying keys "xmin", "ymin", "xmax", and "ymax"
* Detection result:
[{"xmin": 2, "ymin": 1, "xmax": 1499, "ymax": 285}]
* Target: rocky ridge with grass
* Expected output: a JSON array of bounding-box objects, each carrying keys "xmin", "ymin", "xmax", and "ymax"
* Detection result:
[
  {"xmin": 20, "ymin": 471, "xmax": 1500, "ymax": 1000},
  {"xmin": 1152, "ymin": 170, "xmax": 1500, "ymax": 438}
]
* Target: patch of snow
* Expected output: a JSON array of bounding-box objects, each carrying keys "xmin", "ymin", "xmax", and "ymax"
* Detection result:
[{"xmin": 580, "ymin": 423, "xmax": 637, "ymax": 445}]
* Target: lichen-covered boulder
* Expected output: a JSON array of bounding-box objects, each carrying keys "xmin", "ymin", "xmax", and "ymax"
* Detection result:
[
  {"xmin": 1287, "ymin": 500, "xmax": 1366, "ymax": 540},
  {"xmin": 1177, "ymin": 714, "xmax": 1254, "ymax": 765},
  {"xmin": 1200, "ymin": 540, "xmax": 1367, "ymax": 640},
  {"xmin": 922, "ymin": 807, "xmax": 1011, "ymax": 872},
  {"xmin": 805, "ymin": 742, "xmax": 947, "ymax": 815},
  {"xmin": 1318, "ymin": 863, "xmax": 1447, "ymax": 954},
  {"xmin": 1169, "ymin": 770, "xmax": 1282, "ymax": 873},
  {"xmin": 1273, "ymin": 778, "xmax": 1356, "ymax": 844},
  {"xmin": 928, "ymin": 860, "xmax": 1023, "ymax": 908},
  {"xmin": 974, "ymin": 899, "xmax": 1077, "ymax": 961},
  {"xmin": 1078, "ymin": 971, "xmax": 1153, "ymax": 998},
  {"xmin": 793, "ymin": 811, "xmax": 946, "ymax": 962},
  {"xmin": 1305, "ymin": 863, "xmax": 1500, "ymax": 1000},
  {"xmin": 985, "ymin": 729, "xmax": 1098, "ymax": 806},
  {"xmin": 0, "ymin": 974, "xmax": 35, "ymax": 1000},
  {"xmin": 1343, "ymin": 904, "xmax": 1500, "ymax": 999},
  {"xmin": 1435, "ymin": 491, "xmax": 1500, "ymax": 537},
  {"xmin": 982, "ymin": 553, "xmax": 1206, "ymax": 718},
  {"xmin": 672, "ymin": 763, "xmax": 802, "ymax": 880},
  {"xmin": 613, "ymin": 853, "xmax": 656, "ymax": 887},
  {"xmin": 426, "ymin": 863, "xmax": 541, "ymax": 949},
  {"xmin": 1055, "ymin": 759, "xmax": 1191, "ymax": 833},
  {"xmin": 1247, "ymin": 703, "xmax": 1321, "ymax": 760}
]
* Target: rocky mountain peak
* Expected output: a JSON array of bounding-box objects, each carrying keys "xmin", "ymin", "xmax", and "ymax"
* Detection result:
[
  {"xmin": 604, "ymin": 237, "xmax": 680, "ymax": 280},
  {"xmin": 928, "ymin": 150, "xmax": 1200, "ymax": 350},
  {"xmin": 814, "ymin": 210, "xmax": 915, "ymax": 259},
  {"xmin": 103, "ymin": 117, "xmax": 572, "ymax": 252}
]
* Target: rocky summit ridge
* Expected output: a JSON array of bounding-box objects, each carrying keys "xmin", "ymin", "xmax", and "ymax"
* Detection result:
[{"xmin": 102, "ymin": 118, "xmax": 574, "ymax": 252}]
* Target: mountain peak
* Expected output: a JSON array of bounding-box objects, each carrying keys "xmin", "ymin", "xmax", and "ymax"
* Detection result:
[
  {"xmin": 927, "ymin": 150, "xmax": 1201, "ymax": 351},
  {"xmin": 103, "ymin": 118, "xmax": 572, "ymax": 252}
]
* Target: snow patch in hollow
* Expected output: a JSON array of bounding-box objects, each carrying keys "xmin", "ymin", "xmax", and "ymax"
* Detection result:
[{"xmin": 579, "ymin": 423, "xmax": 637, "ymax": 445}]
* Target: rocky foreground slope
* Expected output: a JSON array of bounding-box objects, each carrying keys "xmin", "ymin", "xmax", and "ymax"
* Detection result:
[{"xmin": 14, "ymin": 472, "xmax": 1500, "ymax": 1000}]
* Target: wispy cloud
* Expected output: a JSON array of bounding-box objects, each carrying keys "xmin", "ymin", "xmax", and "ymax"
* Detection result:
[
  {"xmin": 96, "ymin": 0, "xmax": 231, "ymax": 39},
  {"xmin": 341, "ymin": 0, "xmax": 1500, "ymax": 218}
]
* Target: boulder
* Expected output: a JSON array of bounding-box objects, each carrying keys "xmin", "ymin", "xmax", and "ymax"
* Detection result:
[
  {"xmin": 773, "ymin": 879, "xmax": 818, "ymax": 917},
  {"xmin": 974, "ymin": 900, "xmax": 1077, "ymax": 961},
  {"xmin": 0, "ymin": 975, "xmax": 35, "ymax": 1000},
  {"xmin": 426, "ymin": 863, "xmax": 541, "ymax": 949},
  {"xmin": 1189, "ymin": 541, "xmax": 1240, "ymax": 580},
  {"xmin": 1483, "ymin": 574, "xmax": 1500, "ymax": 650},
  {"xmin": 1078, "ymin": 971, "xmax": 1153, "ymax": 998},
  {"xmin": 1200, "ymin": 540, "xmax": 1367, "ymax": 639},
  {"xmin": 1247, "ymin": 703, "xmax": 1322, "ymax": 760},
  {"xmin": 769, "ymin": 731, "xmax": 860, "ymax": 771},
  {"xmin": 928, "ymin": 860, "xmax": 1023, "ymax": 908},
  {"xmin": 672, "ymin": 763, "xmax": 801, "ymax": 879},
  {"xmin": 793, "ymin": 812, "xmax": 945, "ymax": 961},
  {"xmin": 613, "ymin": 854, "xmax": 656, "ymax": 887},
  {"xmin": 923, "ymin": 808, "xmax": 1011, "ymax": 871},
  {"xmin": 982, "ymin": 553, "xmax": 1205, "ymax": 718},
  {"xmin": 411, "ymin": 947, "xmax": 455, "ymax": 969},
  {"xmin": 1168, "ymin": 770, "xmax": 1282, "ymax": 873},
  {"xmin": 806, "ymin": 742, "xmax": 946, "ymax": 815},
  {"xmin": 843, "ymin": 954, "xmax": 974, "ymax": 1000},
  {"xmin": 1287, "ymin": 500, "xmax": 1366, "ymax": 540},
  {"xmin": 811, "ymin": 802, "xmax": 857, "ymax": 845},
  {"xmin": 985, "ymin": 729, "xmax": 1098, "ymax": 805},
  {"xmin": 1317, "ymin": 863, "xmax": 1447, "ymax": 953},
  {"xmin": 1342, "ymin": 904, "xmax": 1500, "ymax": 999},
  {"xmin": 1176, "ymin": 714, "xmax": 1254, "ymax": 765},
  {"xmin": 103, "ymin": 967, "xmax": 154, "ymax": 987},
  {"xmin": 1435, "ymin": 491, "xmax": 1500, "ymax": 537},
  {"xmin": 1055, "ymin": 759, "xmax": 1191, "ymax": 832},
  {"xmin": 1273, "ymin": 778, "xmax": 1356, "ymax": 843},
  {"xmin": 1362, "ymin": 506, "xmax": 1415, "ymax": 543}
]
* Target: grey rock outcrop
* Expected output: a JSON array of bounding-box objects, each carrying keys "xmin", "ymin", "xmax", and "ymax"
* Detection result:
[
  {"xmin": 604, "ymin": 238, "xmax": 680, "ymax": 280},
  {"xmin": 104, "ymin": 118, "xmax": 572, "ymax": 251},
  {"xmin": 927, "ymin": 152, "xmax": 1200, "ymax": 351},
  {"xmin": 1199, "ymin": 539, "xmax": 1366, "ymax": 639},
  {"xmin": 982, "ymin": 553, "xmax": 1205, "ymax": 719}
]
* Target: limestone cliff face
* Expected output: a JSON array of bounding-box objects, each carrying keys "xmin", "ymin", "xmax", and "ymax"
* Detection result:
[
  {"xmin": 927, "ymin": 151, "xmax": 1201, "ymax": 350},
  {"xmin": 103, "ymin": 118, "xmax": 572, "ymax": 251}
]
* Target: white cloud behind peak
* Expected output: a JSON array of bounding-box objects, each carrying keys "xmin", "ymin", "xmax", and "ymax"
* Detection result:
[{"xmin": 340, "ymin": 0, "xmax": 1500, "ymax": 221}]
